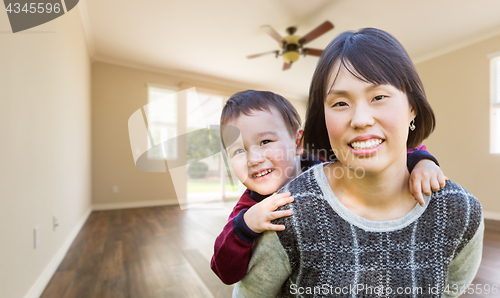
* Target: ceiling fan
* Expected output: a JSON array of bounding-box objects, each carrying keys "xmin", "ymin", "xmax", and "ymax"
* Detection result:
[{"xmin": 247, "ymin": 21, "xmax": 334, "ymax": 70}]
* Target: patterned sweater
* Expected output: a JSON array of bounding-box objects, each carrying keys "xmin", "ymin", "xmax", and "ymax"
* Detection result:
[
  {"xmin": 233, "ymin": 163, "xmax": 484, "ymax": 298},
  {"xmin": 212, "ymin": 149, "xmax": 436, "ymax": 284}
]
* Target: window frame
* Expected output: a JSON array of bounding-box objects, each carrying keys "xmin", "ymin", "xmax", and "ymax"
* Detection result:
[
  {"xmin": 146, "ymin": 83, "xmax": 180, "ymax": 161},
  {"xmin": 488, "ymin": 52, "xmax": 500, "ymax": 154},
  {"xmin": 146, "ymin": 83, "xmax": 245, "ymax": 200}
]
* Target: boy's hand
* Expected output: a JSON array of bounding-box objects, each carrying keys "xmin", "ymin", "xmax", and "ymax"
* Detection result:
[
  {"xmin": 409, "ymin": 160, "xmax": 448, "ymax": 207},
  {"xmin": 243, "ymin": 192, "xmax": 294, "ymax": 233}
]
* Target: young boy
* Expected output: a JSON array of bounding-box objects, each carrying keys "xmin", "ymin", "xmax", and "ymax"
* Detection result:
[{"xmin": 211, "ymin": 90, "xmax": 446, "ymax": 285}]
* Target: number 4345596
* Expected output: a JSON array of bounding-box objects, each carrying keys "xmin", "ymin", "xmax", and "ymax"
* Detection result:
[
  {"xmin": 444, "ymin": 283, "xmax": 498, "ymax": 295},
  {"xmin": 6, "ymin": 3, "xmax": 61, "ymax": 14}
]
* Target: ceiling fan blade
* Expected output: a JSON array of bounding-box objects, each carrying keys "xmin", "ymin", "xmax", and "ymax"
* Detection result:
[
  {"xmin": 247, "ymin": 50, "xmax": 279, "ymax": 59},
  {"xmin": 261, "ymin": 25, "xmax": 285, "ymax": 44},
  {"xmin": 283, "ymin": 62, "xmax": 291, "ymax": 71},
  {"xmin": 299, "ymin": 21, "xmax": 334, "ymax": 45},
  {"xmin": 304, "ymin": 48, "xmax": 323, "ymax": 57}
]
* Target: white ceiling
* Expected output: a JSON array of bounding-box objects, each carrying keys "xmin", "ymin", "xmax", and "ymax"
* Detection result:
[{"xmin": 82, "ymin": 0, "xmax": 500, "ymax": 99}]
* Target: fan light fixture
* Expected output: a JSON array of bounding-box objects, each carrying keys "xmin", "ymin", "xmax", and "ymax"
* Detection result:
[{"xmin": 247, "ymin": 21, "xmax": 334, "ymax": 70}]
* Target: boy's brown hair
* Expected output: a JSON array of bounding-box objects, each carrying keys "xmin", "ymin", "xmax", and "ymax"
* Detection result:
[{"xmin": 220, "ymin": 90, "xmax": 301, "ymax": 141}]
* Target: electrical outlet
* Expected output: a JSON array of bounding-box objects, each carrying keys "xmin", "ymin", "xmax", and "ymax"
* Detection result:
[
  {"xmin": 34, "ymin": 227, "xmax": 39, "ymax": 248},
  {"xmin": 53, "ymin": 215, "xmax": 59, "ymax": 231},
  {"xmin": 113, "ymin": 186, "xmax": 118, "ymax": 193}
]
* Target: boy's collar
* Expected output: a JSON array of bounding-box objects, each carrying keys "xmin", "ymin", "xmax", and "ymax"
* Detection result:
[{"xmin": 249, "ymin": 190, "xmax": 268, "ymax": 202}]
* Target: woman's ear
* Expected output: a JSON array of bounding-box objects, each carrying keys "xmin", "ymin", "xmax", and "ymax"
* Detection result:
[
  {"xmin": 295, "ymin": 128, "xmax": 304, "ymax": 156},
  {"xmin": 410, "ymin": 112, "xmax": 416, "ymax": 129},
  {"xmin": 409, "ymin": 105, "xmax": 416, "ymax": 121}
]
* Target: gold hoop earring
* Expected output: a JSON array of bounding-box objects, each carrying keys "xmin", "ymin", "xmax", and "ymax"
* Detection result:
[{"xmin": 409, "ymin": 119, "xmax": 416, "ymax": 131}]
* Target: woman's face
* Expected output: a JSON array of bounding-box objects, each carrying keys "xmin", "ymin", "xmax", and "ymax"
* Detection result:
[{"xmin": 324, "ymin": 65, "xmax": 415, "ymax": 175}]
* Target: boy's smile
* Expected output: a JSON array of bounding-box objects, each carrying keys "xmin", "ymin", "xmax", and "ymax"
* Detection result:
[
  {"xmin": 250, "ymin": 168, "xmax": 274, "ymax": 179},
  {"xmin": 225, "ymin": 109, "xmax": 303, "ymax": 195}
]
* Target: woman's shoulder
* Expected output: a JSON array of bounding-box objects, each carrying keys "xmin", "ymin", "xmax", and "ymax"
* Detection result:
[
  {"xmin": 433, "ymin": 180, "xmax": 481, "ymax": 207},
  {"xmin": 430, "ymin": 180, "xmax": 482, "ymax": 223},
  {"xmin": 429, "ymin": 180, "xmax": 483, "ymax": 256},
  {"xmin": 278, "ymin": 163, "xmax": 325, "ymax": 197}
]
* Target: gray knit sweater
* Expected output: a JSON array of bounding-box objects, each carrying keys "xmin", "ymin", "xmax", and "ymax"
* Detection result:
[{"xmin": 233, "ymin": 163, "xmax": 484, "ymax": 298}]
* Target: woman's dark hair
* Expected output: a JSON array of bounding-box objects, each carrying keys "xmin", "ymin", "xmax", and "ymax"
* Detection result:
[{"xmin": 303, "ymin": 28, "xmax": 435, "ymax": 161}]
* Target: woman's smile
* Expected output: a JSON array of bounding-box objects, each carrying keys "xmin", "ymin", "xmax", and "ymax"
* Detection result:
[
  {"xmin": 349, "ymin": 139, "xmax": 384, "ymax": 156},
  {"xmin": 348, "ymin": 135, "xmax": 385, "ymax": 156}
]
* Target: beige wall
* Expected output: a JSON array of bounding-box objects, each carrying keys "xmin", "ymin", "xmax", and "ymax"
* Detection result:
[
  {"xmin": 416, "ymin": 34, "xmax": 500, "ymax": 217},
  {"xmin": 91, "ymin": 62, "xmax": 307, "ymax": 208},
  {"xmin": 0, "ymin": 7, "xmax": 91, "ymax": 298}
]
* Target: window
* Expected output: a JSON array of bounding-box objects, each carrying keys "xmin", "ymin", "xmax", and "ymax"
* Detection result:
[
  {"xmin": 146, "ymin": 86, "xmax": 178, "ymax": 159},
  {"xmin": 146, "ymin": 85, "xmax": 245, "ymax": 206},
  {"xmin": 490, "ymin": 54, "xmax": 500, "ymax": 154},
  {"xmin": 185, "ymin": 90, "xmax": 245, "ymax": 201}
]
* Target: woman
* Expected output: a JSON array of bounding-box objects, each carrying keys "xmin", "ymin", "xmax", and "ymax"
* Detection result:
[{"xmin": 233, "ymin": 28, "xmax": 483, "ymax": 298}]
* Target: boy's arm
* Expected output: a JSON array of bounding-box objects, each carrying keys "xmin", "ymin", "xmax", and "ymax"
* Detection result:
[
  {"xmin": 406, "ymin": 145, "xmax": 439, "ymax": 173},
  {"xmin": 233, "ymin": 231, "xmax": 292, "ymax": 298},
  {"xmin": 211, "ymin": 191, "xmax": 260, "ymax": 285},
  {"xmin": 211, "ymin": 191, "xmax": 294, "ymax": 284},
  {"xmin": 407, "ymin": 146, "xmax": 447, "ymax": 206}
]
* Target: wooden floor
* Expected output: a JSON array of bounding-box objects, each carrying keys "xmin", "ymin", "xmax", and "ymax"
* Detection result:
[
  {"xmin": 41, "ymin": 203, "xmax": 500, "ymax": 298},
  {"xmin": 41, "ymin": 203, "xmax": 235, "ymax": 298}
]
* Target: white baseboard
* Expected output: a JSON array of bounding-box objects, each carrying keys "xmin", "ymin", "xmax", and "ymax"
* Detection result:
[
  {"xmin": 483, "ymin": 211, "xmax": 500, "ymax": 221},
  {"xmin": 92, "ymin": 199, "xmax": 178, "ymax": 211},
  {"xmin": 24, "ymin": 207, "xmax": 92, "ymax": 298}
]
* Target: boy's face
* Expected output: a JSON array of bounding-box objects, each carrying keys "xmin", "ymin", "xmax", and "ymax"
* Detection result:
[{"xmin": 225, "ymin": 109, "xmax": 303, "ymax": 195}]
